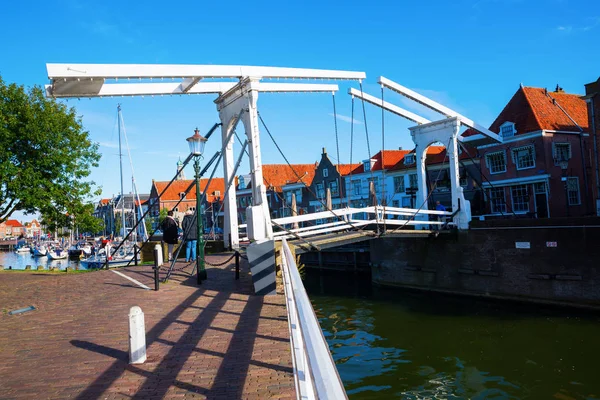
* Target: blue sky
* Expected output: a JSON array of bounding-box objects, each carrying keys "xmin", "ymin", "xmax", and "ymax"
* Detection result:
[{"xmin": 2, "ymin": 0, "xmax": 599, "ymax": 222}]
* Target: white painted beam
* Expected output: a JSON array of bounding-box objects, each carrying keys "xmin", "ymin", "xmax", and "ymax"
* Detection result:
[
  {"xmin": 378, "ymin": 76, "xmax": 501, "ymax": 142},
  {"xmin": 180, "ymin": 77, "xmax": 202, "ymax": 93},
  {"xmin": 348, "ymin": 87, "xmax": 430, "ymax": 125},
  {"xmin": 46, "ymin": 82, "xmax": 340, "ymax": 98},
  {"xmin": 46, "ymin": 63, "xmax": 365, "ymax": 80}
]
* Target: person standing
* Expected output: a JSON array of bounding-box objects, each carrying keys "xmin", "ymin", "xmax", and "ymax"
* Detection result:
[
  {"xmin": 434, "ymin": 201, "xmax": 446, "ymax": 230},
  {"xmin": 161, "ymin": 210, "xmax": 179, "ymax": 261},
  {"xmin": 181, "ymin": 209, "xmax": 198, "ymax": 263}
]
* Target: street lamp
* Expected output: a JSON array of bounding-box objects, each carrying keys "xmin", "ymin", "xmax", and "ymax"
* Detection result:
[
  {"xmin": 556, "ymin": 157, "xmax": 569, "ymax": 217},
  {"xmin": 187, "ymin": 128, "xmax": 208, "ymax": 284}
]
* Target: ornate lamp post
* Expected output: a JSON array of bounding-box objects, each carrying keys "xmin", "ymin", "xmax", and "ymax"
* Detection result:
[
  {"xmin": 187, "ymin": 128, "xmax": 208, "ymax": 283},
  {"xmin": 556, "ymin": 158, "xmax": 570, "ymax": 217}
]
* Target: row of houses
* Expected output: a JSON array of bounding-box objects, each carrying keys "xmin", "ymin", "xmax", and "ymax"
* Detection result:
[
  {"xmin": 93, "ymin": 77, "xmax": 600, "ymax": 235},
  {"xmin": 0, "ymin": 219, "xmax": 42, "ymax": 239}
]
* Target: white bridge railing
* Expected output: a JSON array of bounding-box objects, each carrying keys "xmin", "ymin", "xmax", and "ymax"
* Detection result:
[
  {"xmin": 280, "ymin": 238, "xmax": 348, "ymax": 400},
  {"xmin": 239, "ymin": 205, "xmax": 453, "ymax": 241}
]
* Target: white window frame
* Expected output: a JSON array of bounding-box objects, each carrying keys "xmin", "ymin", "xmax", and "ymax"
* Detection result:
[
  {"xmin": 316, "ymin": 183, "xmax": 324, "ymax": 199},
  {"xmin": 567, "ymin": 177, "xmax": 581, "ymax": 205},
  {"xmin": 409, "ymin": 174, "xmax": 418, "ymax": 189},
  {"xmin": 489, "ymin": 187, "xmax": 507, "ymax": 214},
  {"xmin": 500, "ymin": 121, "xmax": 516, "ymax": 138},
  {"xmin": 393, "ymin": 176, "xmax": 405, "ymax": 193},
  {"xmin": 323, "ymin": 168, "xmax": 328, "ymax": 178},
  {"xmin": 512, "ymin": 145, "xmax": 536, "ymax": 170},
  {"xmin": 511, "ymin": 184, "xmax": 530, "ymax": 212},
  {"xmin": 485, "ymin": 151, "xmax": 507, "ymax": 174},
  {"xmin": 553, "ymin": 142, "xmax": 572, "ymax": 165},
  {"xmin": 352, "ymin": 180, "xmax": 361, "ymax": 196},
  {"xmin": 329, "ymin": 181, "xmax": 339, "ymax": 196}
]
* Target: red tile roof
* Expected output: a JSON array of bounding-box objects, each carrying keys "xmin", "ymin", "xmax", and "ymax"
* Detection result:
[
  {"xmin": 263, "ymin": 164, "xmax": 318, "ymax": 191},
  {"xmin": 489, "ymin": 86, "xmax": 588, "ymax": 135},
  {"xmin": 154, "ymin": 178, "xmax": 226, "ymax": 203},
  {"xmin": 335, "ymin": 164, "xmax": 361, "ymax": 176},
  {"xmin": 99, "ymin": 198, "xmax": 110, "ymax": 205},
  {"xmin": 346, "ymin": 150, "xmax": 412, "ymax": 174},
  {"xmin": 5, "ymin": 219, "xmax": 23, "ymax": 227}
]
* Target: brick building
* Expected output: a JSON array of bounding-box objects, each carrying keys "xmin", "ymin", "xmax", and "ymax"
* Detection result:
[
  {"xmin": 584, "ymin": 77, "xmax": 600, "ymax": 216},
  {"xmin": 477, "ymin": 85, "xmax": 590, "ymax": 218}
]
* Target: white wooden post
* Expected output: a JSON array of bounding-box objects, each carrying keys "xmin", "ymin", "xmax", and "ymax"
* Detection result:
[
  {"xmin": 128, "ymin": 306, "xmax": 146, "ymax": 364},
  {"xmin": 154, "ymin": 244, "xmax": 163, "ymax": 266}
]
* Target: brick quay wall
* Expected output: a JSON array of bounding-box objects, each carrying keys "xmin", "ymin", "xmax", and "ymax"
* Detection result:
[{"xmin": 370, "ymin": 218, "xmax": 600, "ymax": 309}]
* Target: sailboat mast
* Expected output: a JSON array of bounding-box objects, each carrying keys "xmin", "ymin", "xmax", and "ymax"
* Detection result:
[{"xmin": 118, "ymin": 104, "xmax": 126, "ymax": 239}]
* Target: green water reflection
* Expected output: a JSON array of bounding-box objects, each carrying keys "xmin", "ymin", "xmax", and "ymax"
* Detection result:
[{"xmin": 305, "ymin": 270, "xmax": 600, "ymax": 400}]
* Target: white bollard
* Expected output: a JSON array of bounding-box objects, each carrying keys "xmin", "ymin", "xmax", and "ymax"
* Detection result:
[
  {"xmin": 128, "ymin": 306, "xmax": 147, "ymax": 364},
  {"xmin": 154, "ymin": 244, "xmax": 163, "ymax": 267}
]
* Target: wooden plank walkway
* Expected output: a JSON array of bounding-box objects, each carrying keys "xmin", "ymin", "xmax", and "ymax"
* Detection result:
[{"xmin": 0, "ymin": 255, "xmax": 295, "ymax": 400}]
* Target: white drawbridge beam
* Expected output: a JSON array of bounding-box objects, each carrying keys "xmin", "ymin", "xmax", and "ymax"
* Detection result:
[
  {"xmin": 348, "ymin": 87, "xmax": 430, "ymax": 125},
  {"xmin": 378, "ymin": 76, "xmax": 501, "ymax": 143}
]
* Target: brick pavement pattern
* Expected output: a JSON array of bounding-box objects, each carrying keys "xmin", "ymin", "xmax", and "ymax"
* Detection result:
[{"xmin": 0, "ymin": 255, "xmax": 295, "ymax": 399}]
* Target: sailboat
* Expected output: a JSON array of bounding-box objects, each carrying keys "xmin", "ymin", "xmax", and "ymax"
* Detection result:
[{"xmin": 80, "ymin": 105, "xmax": 146, "ymax": 269}]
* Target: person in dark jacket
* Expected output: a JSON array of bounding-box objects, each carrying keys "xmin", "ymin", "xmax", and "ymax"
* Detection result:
[
  {"xmin": 181, "ymin": 209, "xmax": 198, "ymax": 263},
  {"xmin": 160, "ymin": 210, "xmax": 179, "ymax": 261}
]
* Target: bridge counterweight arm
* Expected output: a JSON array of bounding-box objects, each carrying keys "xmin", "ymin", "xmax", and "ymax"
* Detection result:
[{"xmin": 348, "ymin": 87, "xmax": 430, "ymax": 125}]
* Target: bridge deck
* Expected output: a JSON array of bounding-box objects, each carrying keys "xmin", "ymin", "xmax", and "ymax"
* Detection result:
[
  {"xmin": 290, "ymin": 229, "xmax": 438, "ymax": 254},
  {"xmin": 0, "ymin": 256, "xmax": 295, "ymax": 399}
]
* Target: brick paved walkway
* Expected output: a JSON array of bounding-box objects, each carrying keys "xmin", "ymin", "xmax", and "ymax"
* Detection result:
[{"xmin": 0, "ymin": 255, "xmax": 295, "ymax": 400}]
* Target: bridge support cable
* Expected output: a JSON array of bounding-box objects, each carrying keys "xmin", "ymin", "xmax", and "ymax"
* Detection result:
[
  {"xmin": 257, "ymin": 112, "xmax": 370, "ymax": 235},
  {"xmin": 346, "ymin": 95, "xmax": 356, "ymax": 207},
  {"xmin": 331, "ymin": 93, "xmax": 344, "ymax": 213},
  {"xmin": 280, "ymin": 239, "xmax": 348, "ymax": 400},
  {"xmin": 380, "ymin": 84, "xmax": 387, "ymax": 234},
  {"xmin": 457, "ymin": 140, "xmax": 516, "ymax": 218},
  {"xmin": 384, "ymin": 136, "xmax": 453, "ymax": 235},
  {"xmin": 359, "ymin": 81, "xmax": 380, "ymax": 234},
  {"xmin": 229, "ymin": 129, "xmax": 324, "ymax": 250}
]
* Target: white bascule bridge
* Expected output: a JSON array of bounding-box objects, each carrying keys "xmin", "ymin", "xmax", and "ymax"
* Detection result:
[{"xmin": 45, "ymin": 62, "xmax": 502, "ymax": 400}]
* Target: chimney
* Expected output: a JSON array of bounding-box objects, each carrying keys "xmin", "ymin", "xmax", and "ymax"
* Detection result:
[
  {"xmin": 398, "ymin": 146, "xmax": 403, "ymax": 150},
  {"xmin": 322, "ymin": 147, "xmax": 327, "ymax": 155},
  {"xmin": 555, "ymin": 84, "xmax": 564, "ymax": 93}
]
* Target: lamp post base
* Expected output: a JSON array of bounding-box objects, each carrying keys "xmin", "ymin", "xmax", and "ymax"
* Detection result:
[{"xmin": 197, "ymin": 268, "xmax": 207, "ymax": 282}]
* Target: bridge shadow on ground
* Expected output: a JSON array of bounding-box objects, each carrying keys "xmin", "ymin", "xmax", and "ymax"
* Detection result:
[{"xmin": 71, "ymin": 256, "xmax": 293, "ymax": 399}]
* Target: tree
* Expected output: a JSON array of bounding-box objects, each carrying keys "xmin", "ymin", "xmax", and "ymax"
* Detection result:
[
  {"xmin": 73, "ymin": 203, "xmax": 103, "ymax": 236},
  {"xmin": 0, "ymin": 76, "xmax": 101, "ymax": 223}
]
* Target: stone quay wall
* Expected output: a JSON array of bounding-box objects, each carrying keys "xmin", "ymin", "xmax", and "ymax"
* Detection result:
[{"xmin": 370, "ymin": 219, "xmax": 600, "ymax": 309}]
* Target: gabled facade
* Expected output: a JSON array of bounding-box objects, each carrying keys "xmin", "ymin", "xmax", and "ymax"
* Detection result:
[
  {"xmin": 308, "ymin": 148, "xmax": 358, "ymax": 213},
  {"xmin": 24, "ymin": 219, "xmax": 42, "ymax": 238},
  {"xmin": 478, "ymin": 85, "xmax": 590, "ymax": 218}
]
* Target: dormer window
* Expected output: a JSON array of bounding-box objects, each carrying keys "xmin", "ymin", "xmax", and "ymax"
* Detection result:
[
  {"xmin": 500, "ymin": 121, "xmax": 516, "ymax": 138},
  {"xmin": 363, "ymin": 159, "xmax": 375, "ymax": 172},
  {"xmin": 323, "ymin": 168, "xmax": 329, "ymax": 178},
  {"xmin": 404, "ymin": 154, "xmax": 415, "ymax": 165},
  {"xmin": 238, "ymin": 176, "xmax": 246, "ymax": 189},
  {"xmin": 179, "ymin": 192, "xmax": 186, "ymax": 200},
  {"xmin": 213, "ymin": 190, "xmax": 221, "ymax": 197}
]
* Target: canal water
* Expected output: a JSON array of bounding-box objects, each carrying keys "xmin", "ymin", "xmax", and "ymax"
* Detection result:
[
  {"xmin": 0, "ymin": 250, "xmax": 83, "ymax": 270},
  {"xmin": 305, "ymin": 270, "xmax": 600, "ymax": 400}
]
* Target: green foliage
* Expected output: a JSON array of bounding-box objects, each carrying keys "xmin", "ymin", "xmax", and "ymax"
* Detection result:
[
  {"xmin": 159, "ymin": 207, "xmax": 168, "ymax": 223},
  {"xmin": 74, "ymin": 203, "xmax": 103, "ymax": 235},
  {"xmin": 114, "ymin": 213, "xmax": 122, "ymax": 237},
  {"xmin": 0, "ymin": 76, "xmax": 101, "ymax": 223},
  {"xmin": 144, "ymin": 216, "xmax": 153, "ymax": 235}
]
